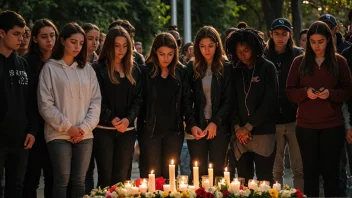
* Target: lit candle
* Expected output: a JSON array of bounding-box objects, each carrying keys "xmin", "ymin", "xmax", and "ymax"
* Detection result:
[
  {"xmin": 218, "ymin": 178, "xmax": 226, "ymax": 189},
  {"xmin": 188, "ymin": 185, "xmax": 196, "ymax": 192},
  {"xmin": 125, "ymin": 181, "xmax": 132, "ymax": 189},
  {"xmin": 193, "ymin": 161, "xmax": 199, "ymax": 189},
  {"xmin": 224, "ymin": 167, "xmax": 230, "ymax": 186},
  {"xmin": 179, "ymin": 181, "xmax": 188, "ymax": 191},
  {"xmin": 273, "ymin": 181, "xmax": 281, "ymax": 191},
  {"xmin": 139, "ymin": 181, "xmax": 148, "ymax": 193},
  {"xmin": 163, "ymin": 184, "xmax": 171, "ymax": 192},
  {"xmin": 208, "ymin": 164, "xmax": 213, "ymax": 187},
  {"xmin": 148, "ymin": 170, "xmax": 155, "ymax": 193},
  {"xmin": 230, "ymin": 178, "xmax": 240, "ymax": 191},
  {"xmin": 131, "ymin": 186, "xmax": 139, "ymax": 195},
  {"xmin": 169, "ymin": 159, "xmax": 176, "ymax": 192},
  {"xmin": 248, "ymin": 180, "xmax": 258, "ymax": 191},
  {"xmin": 202, "ymin": 179, "xmax": 210, "ymax": 190}
]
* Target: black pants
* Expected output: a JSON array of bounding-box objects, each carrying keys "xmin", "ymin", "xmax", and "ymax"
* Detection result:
[
  {"xmin": 0, "ymin": 144, "xmax": 29, "ymax": 198},
  {"xmin": 187, "ymin": 126, "xmax": 230, "ymax": 178},
  {"xmin": 23, "ymin": 142, "xmax": 53, "ymax": 198},
  {"xmin": 296, "ymin": 125, "xmax": 345, "ymax": 197},
  {"xmin": 94, "ymin": 128, "xmax": 136, "ymax": 188},
  {"xmin": 236, "ymin": 146, "xmax": 276, "ymax": 185},
  {"xmin": 138, "ymin": 132, "xmax": 184, "ymax": 178}
]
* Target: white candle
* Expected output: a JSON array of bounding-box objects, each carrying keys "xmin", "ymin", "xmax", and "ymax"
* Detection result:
[
  {"xmin": 230, "ymin": 178, "xmax": 240, "ymax": 191},
  {"xmin": 131, "ymin": 186, "xmax": 139, "ymax": 195},
  {"xmin": 273, "ymin": 181, "xmax": 281, "ymax": 191},
  {"xmin": 148, "ymin": 170, "xmax": 156, "ymax": 193},
  {"xmin": 218, "ymin": 178, "xmax": 226, "ymax": 189},
  {"xmin": 179, "ymin": 181, "xmax": 188, "ymax": 191},
  {"xmin": 139, "ymin": 183, "xmax": 148, "ymax": 193},
  {"xmin": 163, "ymin": 184, "xmax": 171, "ymax": 192},
  {"xmin": 208, "ymin": 164, "xmax": 213, "ymax": 187},
  {"xmin": 125, "ymin": 181, "xmax": 132, "ymax": 189},
  {"xmin": 193, "ymin": 161, "xmax": 199, "ymax": 189},
  {"xmin": 169, "ymin": 159, "xmax": 176, "ymax": 192},
  {"xmin": 203, "ymin": 179, "xmax": 210, "ymax": 190},
  {"xmin": 248, "ymin": 180, "xmax": 258, "ymax": 191},
  {"xmin": 188, "ymin": 185, "xmax": 196, "ymax": 192},
  {"xmin": 224, "ymin": 167, "xmax": 230, "ymax": 186}
]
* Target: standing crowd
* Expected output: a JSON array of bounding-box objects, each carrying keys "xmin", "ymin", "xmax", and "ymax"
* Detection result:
[{"xmin": 1, "ymin": 9, "xmax": 352, "ymax": 198}]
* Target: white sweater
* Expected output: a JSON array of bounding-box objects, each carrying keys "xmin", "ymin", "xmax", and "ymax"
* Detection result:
[{"xmin": 38, "ymin": 59, "xmax": 101, "ymax": 143}]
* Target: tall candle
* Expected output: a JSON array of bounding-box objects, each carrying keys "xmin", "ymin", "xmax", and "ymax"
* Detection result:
[
  {"xmin": 224, "ymin": 167, "xmax": 230, "ymax": 186},
  {"xmin": 208, "ymin": 164, "xmax": 214, "ymax": 187},
  {"xmin": 148, "ymin": 170, "xmax": 155, "ymax": 193},
  {"xmin": 193, "ymin": 161, "xmax": 199, "ymax": 188},
  {"xmin": 169, "ymin": 159, "xmax": 176, "ymax": 192},
  {"xmin": 230, "ymin": 178, "xmax": 240, "ymax": 191},
  {"xmin": 273, "ymin": 181, "xmax": 281, "ymax": 191}
]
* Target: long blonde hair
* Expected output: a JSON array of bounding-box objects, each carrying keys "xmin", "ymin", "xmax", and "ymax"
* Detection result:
[{"xmin": 98, "ymin": 26, "xmax": 135, "ymax": 85}]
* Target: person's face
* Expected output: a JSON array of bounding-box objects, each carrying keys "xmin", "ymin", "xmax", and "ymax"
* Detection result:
[
  {"xmin": 19, "ymin": 29, "xmax": 30, "ymax": 51},
  {"xmin": 0, "ymin": 25, "xmax": 25, "ymax": 51},
  {"xmin": 187, "ymin": 45, "xmax": 194, "ymax": 58},
  {"xmin": 309, "ymin": 33, "xmax": 328, "ymax": 57},
  {"xmin": 33, "ymin": 26, "xmax": 56, "ymax": 53},
  {"xmin": 156, "ymin": 46, "xmax": 175, "ymax": 68},
  {"xmin": 86, "ymin": 29, "xmax": 100, "ymax": 54},
  {"xmin": 270, "ymin": 28, "xmax": 291, "ymax": 49},
  {"xmin": 236, "ymin": 43, "xmax": 253, "ymax": 66},
  {"xmin": 299, "ymin": 33, "xmax": 307, "ymax": 50},
  {"xmin": 62, "ymin": 33, "xmax": 85, "ymax": 58},
  {"xmin": 199, "ymin": 38, "xmax": 217, "ymax": 61},
  {"xmin": 135, "ymin": 44, "xmax": 143, "ymax": 54},
  {"xmin": 114, "ymin": 36, "xmax": 128, "ymax": 61}
]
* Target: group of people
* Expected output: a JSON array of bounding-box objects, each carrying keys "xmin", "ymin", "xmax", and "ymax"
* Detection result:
[{"xmin": 1, "ymin": 8, "xmax": 352, "ymax": 198}]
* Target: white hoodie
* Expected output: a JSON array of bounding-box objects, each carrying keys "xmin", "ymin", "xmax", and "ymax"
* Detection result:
[{"xmin": 38, "ymin": 59, "xmax": 101, "ymax": 143}]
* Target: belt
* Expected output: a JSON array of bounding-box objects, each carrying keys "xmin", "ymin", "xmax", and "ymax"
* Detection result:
[{"xmin": 96, "ymin": 125, "xmax": 135, "ymax": 131}]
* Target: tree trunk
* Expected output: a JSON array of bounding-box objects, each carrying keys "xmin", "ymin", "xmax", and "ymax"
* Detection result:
[
  {"xmin": 261, "ymin": 0, "xmax": 284, "ymax": 33},
  {"xmin": 291, "ymin": 0, "xmax": 302, "ymax": 44}
]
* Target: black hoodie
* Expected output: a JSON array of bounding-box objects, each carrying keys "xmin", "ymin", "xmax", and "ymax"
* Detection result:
[{"xmin": 0, "ymin": 52, "xmax": 36, "ymax": 146}]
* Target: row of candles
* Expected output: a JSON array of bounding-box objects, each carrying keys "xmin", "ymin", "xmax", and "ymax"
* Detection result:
[{"xmin": 124, "ymin": 160, "xmax": 282, "ymax": 194}]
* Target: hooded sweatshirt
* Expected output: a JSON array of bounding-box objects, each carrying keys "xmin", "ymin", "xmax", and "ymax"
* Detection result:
[{"xmin": 38, "ymin": 59, "xmax": 101, "ymax": 143}]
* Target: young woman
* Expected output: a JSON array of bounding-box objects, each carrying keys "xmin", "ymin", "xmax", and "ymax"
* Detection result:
[
  {"xmin": 264, "ymin": 18, "xmax": 304, "ymax": 191},
  {"xmin": 186, "ymin": 26, "xmax": 233, "ymax": 179},
  {"xmin": 137, "ymin": 32, "xmax": 196, "ymax": 178},
  {"xmin": 226, "ymin": 29, "xmax": 278, "ymax": 184},
  {"xmin": 92, "ymin": 26, "xmax": 142, "ymax": 187},
  {"xmin": 38, "ymin": 22, "xmax": 101, "ymax": 198},
  {"xmin": 22, "ymin": 18, "xmax": 58, "ymax": 198},
  {"xmin": 82, "ymin": 23, "xmax": 99, "ymax": 64},
  {"xmin": 286, "ymin": 21, "xmax": 352, "ymax": 197}
]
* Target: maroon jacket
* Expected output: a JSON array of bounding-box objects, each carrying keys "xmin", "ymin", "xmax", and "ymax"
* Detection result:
[{"xmin": 286, "ymin": 55, "xmax": 352, "ymax": 129}]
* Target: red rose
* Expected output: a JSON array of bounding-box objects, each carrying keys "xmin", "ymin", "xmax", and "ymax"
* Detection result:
[
  {"xmin": 296, "ymin": 189, "xmax": 304, "ymax": 198},
  {"xmin": 155, "ymin": 177, "xmax": 166, "ymax": 190},
  {"xmin": 109, "ymin": 185, "xmax": 117, "ymax": 193},
  {"xmin": 135, "ymin": 179, "xmax": 141, "ymax": 187},
  {"xmin": 196, "ymin": 188, "xmax": 206, "ymax": 198},
  {"xmin": 240, "ymin": 185, "xmax": 243, "ymax": 190},
  {"xmin": 222, "ymin": 191, "xmax": 229, "ymax": 197},
  {"xmin": 205, "ymin": 192, "xmax": 214, "ymax": 198}
]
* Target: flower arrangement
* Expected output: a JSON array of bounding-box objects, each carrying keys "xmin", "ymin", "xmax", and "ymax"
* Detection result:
[{"xmin": 84, "ymin": 182, "xmax": 305, "ymax": 198}]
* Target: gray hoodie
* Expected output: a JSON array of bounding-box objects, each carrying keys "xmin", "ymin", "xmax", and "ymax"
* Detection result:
[{"xmin": 38, "ymin": 59, "xmax": 101, "ymax": 143}]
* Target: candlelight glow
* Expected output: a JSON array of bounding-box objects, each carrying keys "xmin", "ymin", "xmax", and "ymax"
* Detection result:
[
  {"xmin": 171, "ymin": 159, "xmax": 174, "ymax": 165},
  {"xmin": 151, "ymin": 170, "xmax": 154, "ymax": 174},
  {"xmin": 195, "ymin": 161, "xmax": 198, "ymax": 167},
  {"xmin": 209, "ymin": 163, "xmax": 212, "ymax": 168},
  {"xmin": 234, "ymin": 178, "xmax": 238, "ymax": 182},
  {"xmin": 225, "ymin": 167, "xmax": 227, "ymax": 171},
  {"xmin": 251, "ymin": 180, "xmax": 255, "ymax": 184}
]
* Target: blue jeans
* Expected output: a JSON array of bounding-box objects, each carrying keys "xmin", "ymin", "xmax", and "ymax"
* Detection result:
[
  {"xmin": 47, "ymin": 139, "xmax": 93, "ymax": 198},
  {"xmin": 180, "ymin": 139, "xmax": 191, "ymax": 177}
]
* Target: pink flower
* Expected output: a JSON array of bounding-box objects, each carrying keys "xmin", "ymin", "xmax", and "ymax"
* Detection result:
[{"xmin": 109, "ymin": 185, "xmax": 117, "ymax": 193}]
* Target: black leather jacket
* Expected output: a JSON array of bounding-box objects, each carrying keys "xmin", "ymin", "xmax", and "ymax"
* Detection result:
[
  {"xmin": 137, "ymin": 62, "xmax": 196, "ymax": 137},
  {"xmin": 187, "ymin": 61, "xmax": 233, "ymax": 131},
  {"xmin": 93, "ymin": 60, "xmax": 142, "ymax": 127}
]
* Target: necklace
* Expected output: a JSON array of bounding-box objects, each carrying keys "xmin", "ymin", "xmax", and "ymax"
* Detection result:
[{"xmin": 241, "ymin": 63, "xmax": 256, "ymax": 116}]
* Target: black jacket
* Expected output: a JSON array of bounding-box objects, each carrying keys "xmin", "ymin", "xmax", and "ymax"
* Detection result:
[
  {"xmin": 232, "ymin": 57, "xmax": 278, "ymax": 135},
  {"xmin": 93, "ymin": 60, "xmax": 142, "ymax": 128},
  {"xmin": 264, "ymin": 47, "xmax": 303, "ymax": 124},
  {"xmin": 336, "ymin": 32, "xmax": 351, "ymax": 54},
  {"xmin": 187, "ymin": 61, "xmax": 233, "ymax": 130},
  {"xmin": 137, "ymin": 62, "xmax": 196, "ymax": 137},
  {"xmin": 0, "ymin": 52, "xmax": 37, "ymax": 146},
  {"xmin": 342, "ymin": 45, "xmax": 352, "ymax": 124}
]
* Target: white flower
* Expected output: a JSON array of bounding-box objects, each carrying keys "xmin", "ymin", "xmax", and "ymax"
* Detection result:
[
  {"xmin": 289, "ymin": 188, "xmax": 297, "ymax": 194},
  {"xmin": 111, "ymin": 191, "xmax": 119, "ymax": 198},
  {"xmin": 215, "ymin": 191, "xmax": 223, "ymax": 198},
  {"xmin": 145, "ymin": 192, "xmax": 153, "ymax": 198},
  {"xmin": 170, "ymin": 191, "xmax": 181, "ymax": 198},
  {"xmin": 240, "ymin": 189, "xmax": 251, "ymax": 197},
  {"xmin": 187, "ymin": 190, "xmax": 196, "ymax": 198},
  {"xmin": 258, "ymin": 184, "xmax": 270, "ymax": 192},
  {"xmin": 207, "ymin": 187, "xmax": 216, "ymax": 193},
  {"xmin": 257, "ymin": 191, "xmax": 262, "ymax": 196},
  {"xmin": 281, "ymin": 190, "xmax": 291, "ymax": 198}
]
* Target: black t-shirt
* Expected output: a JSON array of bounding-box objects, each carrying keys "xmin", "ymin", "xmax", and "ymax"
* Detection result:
[{"xmin": 154, "ymin": 74, "xmax": 177, "ymax": 134}]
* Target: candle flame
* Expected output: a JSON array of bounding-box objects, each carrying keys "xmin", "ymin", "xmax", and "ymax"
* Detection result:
[
  {"xmin": 209, "ymin": 164, "xmax": 212, "ymax": 168},
  {"xmin": 225, "ymin": 167, "xmax": 227, "ymax": 172},
  {"xmin": 171, "ymin": 159, "xmax": 174, "ymax": 165},
  {"xmin": 251, "ymin": 180, "xmax": 255, "ymax": 184},
  {"xmin": 195, "ymin": 161, "xmax": 198, "ymax": 167},
  {"xmin": 151, "ymin": 170, "xmax": 154, "ymax": 174},
  {"xmin": 234, "ymin": 178, "xmax": 238, "ymax": 182}
]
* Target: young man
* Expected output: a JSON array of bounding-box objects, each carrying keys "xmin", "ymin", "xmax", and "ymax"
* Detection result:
[{"xmin": 0, "ymin": 10, "xmax": 36, "ymax": 198}]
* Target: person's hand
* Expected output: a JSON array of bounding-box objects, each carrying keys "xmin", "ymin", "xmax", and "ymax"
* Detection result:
[
  {"xmin": 204, "ymin": 122, "xmax": 217, "ymax": 140},
  {"xmin": 67, "ymin": 126, "xmax": 82, "ymax": 137},
  {"xmin": 191, "ymin": 126, "xmax": 206, "ymax": 140},
  {"xmin": 70, "ymin": 136, "xmax": 84, "ymax": 144},
  {"xmin": 346, "ymin": 128, "xmax": 352, "ymax": 144},
  {"xmin": 24, "ymin": 134, "xmax": 35, "ymax": 149},
  {"xmin": 317, "ymin": 89, "xmax": 329, "ymax": 100},
  {"xmin": 235, "ymin": 127, "xmax": 252, "ymax": 145},
  {"xmin": 111, "ymin": 117, "xmax": 120, "ymax": 127},
  {"xmin": 307, "ymin": 88, "xmax": 318, "ymax": 100},
  {"xmin": 115, "ymin": 118, "xmax": 130, "ymax": 133}
]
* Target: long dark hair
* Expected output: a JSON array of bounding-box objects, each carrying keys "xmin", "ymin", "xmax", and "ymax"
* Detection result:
[
  {"xmin": 299, "ymin": 21, "xmax": 338, "ymax": 77},
  {"xmin": 28, "ymin": 19, "xmax": 59, "ymax": 60},
  {"xmin": 193, "ymin": 26, "xmax": 226, "ymax": 79},
  {"xmin": 98, "ymin": 26, "xmax": 135, "ymax": 85},
  {"xmin": 51, "ymin": 22, "xmax": 87, "ymax": 68},
  {"xmin": 267, "ymin": 28, "xmax": 296, "ymax": 54},
  {"xmin": 145, "ymin": 32, "xmax": 179, "ymax": 78},
  {"xmin": 226, "ymin": 28, "xmax": 265, "ymax": 65}
]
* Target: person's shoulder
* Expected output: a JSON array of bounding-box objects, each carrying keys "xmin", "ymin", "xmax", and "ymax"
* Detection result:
[
  {"xmin": 293, "ymin": 46, "xmax": 304, "ymax": 56},
  {"xmin": 336, "ymin": 53, "xmax": 348, "ymax": 64}
]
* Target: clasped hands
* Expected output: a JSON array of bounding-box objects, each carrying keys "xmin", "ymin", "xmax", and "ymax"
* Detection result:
[
  {"xmin": 307, "ymin": 87, "xmax": 329, "ymax": 100},
  {"xmin": 235, "ymin": 127, "xmax": 252, "ymax": 145},
  {"xmin": 111, "ymin": 117, "xmax": 130, "ymax": 133},
  {"xmin": 191, "ymin": 122, "xmax": 217, "ymax": 140},
  {"xmin": 67, "ymin": 126, "xmax": 85, "ymax": 144}
]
